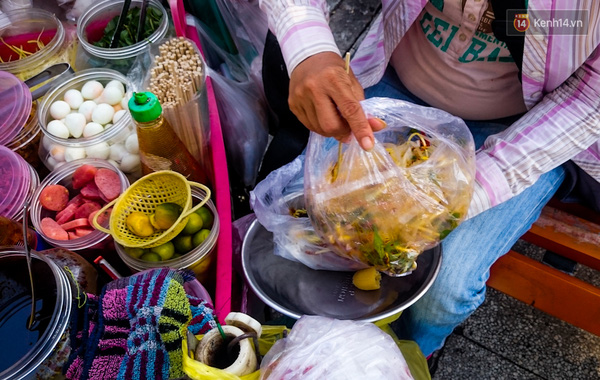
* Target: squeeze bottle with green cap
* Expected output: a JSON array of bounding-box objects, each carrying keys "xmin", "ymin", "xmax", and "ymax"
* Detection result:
[{"xmin": 128, "ymin": 91, "xmax": 208, "ymax": 184}]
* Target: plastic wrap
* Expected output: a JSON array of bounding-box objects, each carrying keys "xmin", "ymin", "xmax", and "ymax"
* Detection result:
[
  {"xmin": 189, "ymin": 14, "xmax": 269, "ymax": 187},
  {"xmin": 259, "ymin": 315, "xmax": 414, "ymax": 380},
  {"xmin": 209, "ymin": 69, "xmax": 270, "ymax": 187},
  {"xmin": 213, "ymin": 0, "xmax": 268, "ymax": 76},
  {"xmin": 305, "ymin": 97, "xmax": 476, "ymax": 275},
  {"xmin": 250, "ymin": 155, "xmax": 366, "ymax": 271}
]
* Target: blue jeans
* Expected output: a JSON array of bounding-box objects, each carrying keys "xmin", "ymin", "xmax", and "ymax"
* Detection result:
[{"xmin": 365, "ymin": 67, "xmax": 566, "ymax": 356}]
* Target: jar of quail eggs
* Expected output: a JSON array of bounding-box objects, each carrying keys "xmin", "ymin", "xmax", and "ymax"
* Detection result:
[{"xmin": 38, "ymin": 68, "xmax": 142, "ymax": 179}]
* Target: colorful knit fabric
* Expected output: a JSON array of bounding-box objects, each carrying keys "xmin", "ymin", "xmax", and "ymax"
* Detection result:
[
  {"xmin": 118, "ymin": 269, "xmax": 179, "ymax": 380},
  {"xmin": 86, "ymin": 277, "xmax": 131, "ymax": 380},
  {"xmin": 64, "ymin": 269, "xmax": 216, "ymax": 380},
  {"xmin": 188, "ymin": 296, "xmax": 217, "ymax": 336},
  {"xmin": 65, "ymin": 294, "xmax": 99, "ymax": 380}
]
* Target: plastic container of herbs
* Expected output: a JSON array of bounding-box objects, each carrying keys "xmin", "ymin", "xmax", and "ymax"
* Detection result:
[{"xmin": 75, "ymin": 0, "xmax": 170, "ymax": 74}]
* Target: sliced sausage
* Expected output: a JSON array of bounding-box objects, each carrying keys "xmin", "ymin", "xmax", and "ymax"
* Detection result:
[
  {"xmin": 80, "ymin": 182, "xmax": 102, "ymax": 201},
  {"xmin": 74, "ymin": 201, "xmax": 101, "ymax": 220},
  {"xmin": 72, "ymin": 164, "xmax": 98, "ymax": 189},
  {"xmin": 60, "ymin": 218, "xmax": 90, "ymax": 231},
  {"xmin": 56, "ymin": 203, "xmax": 78, "ymax": 225},
  {"xmin": 41, "ymin": 217, "xmax": 69, "ymax": 240},
  {"xmin": 94, "ymin": 168, "xmax": 121, "ymax": 201},
  {"xmin": 66, "ymin": 193, "xmax": 85, "ymax": 207},
  {"xmin": 39, "ymin": 185, "xmax": 70, "ymax": 212},
  {"xmin": 74, "ymin": 228, "xmax": 94, "ymax": 237},
  {"xmin": 89, "ymin": 208, "xmax": 112, "ymax": 228}
]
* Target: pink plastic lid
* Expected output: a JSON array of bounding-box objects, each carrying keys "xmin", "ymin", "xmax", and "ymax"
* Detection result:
[
  {"xmin": 0, "ymin": 71, "xmax": 32, "ymax": 146},
  {"xmin": 0, "ymin": 145, "xmax": 31, "ymax": 219}
]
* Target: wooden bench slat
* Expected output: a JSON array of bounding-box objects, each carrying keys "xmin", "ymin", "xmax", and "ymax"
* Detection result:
[
  {"xmin": 488, "ymin": 250, "xmax": 600, "ymax": 336},
  {"xmin": 521, "ymin": 207, "xmax": 600, "ymax": 271}
]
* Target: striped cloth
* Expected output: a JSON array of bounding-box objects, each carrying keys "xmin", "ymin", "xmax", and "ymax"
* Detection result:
[
  {"xmin": 65, "ymin": 269, "xmax": 216, "ymax": 380},
  {"xmin": 258, "ymin": 0, "xmax": 600, "ymax": 218}
]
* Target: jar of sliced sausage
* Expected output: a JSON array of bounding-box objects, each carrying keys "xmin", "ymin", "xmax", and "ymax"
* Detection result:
[{"xmin": 29, "ymin": 158, "xmax": 129, "ymax": 251}]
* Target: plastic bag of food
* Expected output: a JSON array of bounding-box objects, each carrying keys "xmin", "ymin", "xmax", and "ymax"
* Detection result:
[
  {"xmin": 259, "ymin": 315, "xmax": 415, "ymax": 380},
  {"xmin": 305, "ymin": 97, "xmax": 475, "ymax": 275},
  {"xmin": 250, "ymin": 154, "xmax": 367, "ymax": 271}
]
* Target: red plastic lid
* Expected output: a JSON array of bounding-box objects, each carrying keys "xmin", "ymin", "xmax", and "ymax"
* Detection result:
[
  {"xmin": 0, "ymin": 145, "xmax": 31, "ymax": 219},
  {"xmin": 0, "ymin": 71, "xmax": 32, "ymax": 146}
]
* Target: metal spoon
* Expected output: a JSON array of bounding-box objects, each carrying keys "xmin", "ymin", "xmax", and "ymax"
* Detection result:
[{"xmin": 24, "ymin": 62, "xmax": 73, "ymax": 101}]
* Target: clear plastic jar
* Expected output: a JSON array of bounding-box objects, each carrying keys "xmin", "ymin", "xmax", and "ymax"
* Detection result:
[
  {"xmin": 30, "ymin": 158, "xmax": 130, "ymax": 251},
  {"xmin": 5, "ymin": 101, "xmax": 46, "ymax": 175},
  {"xmin": 0, "ymin": 8, "xmax": 71, "ymax": 81},
  {"xmin": 37, "ymin": 68, "xmax": 142, "ymax": 179},
  {"xmin": 0, "ymin": 146, "xmax": 40, "ymax": 222},
  {"xmin": 0, "ymin": 247, "xmax": 74, "ymax": 380},
  {"xmin": 116, "ymin": 186, "xmax": 220, "ymax": 284},
  {"xmin": 75, "ymin": 0, "xmax": 170, "ymax": 74}
]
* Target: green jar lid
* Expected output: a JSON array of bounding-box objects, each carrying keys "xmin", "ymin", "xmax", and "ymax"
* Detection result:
[{"xmin": 128, "ymin": 92, "xmax": 162, "ymax": 122}]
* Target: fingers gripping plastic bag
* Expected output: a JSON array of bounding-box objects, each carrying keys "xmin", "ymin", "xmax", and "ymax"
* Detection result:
[
  {"xmin": 305, "ymin": 97, "xmax": 476, "ymax": 276},
  {"xmin": 259, "ymin": 315, "xmax": 415, "ymax": 380}
]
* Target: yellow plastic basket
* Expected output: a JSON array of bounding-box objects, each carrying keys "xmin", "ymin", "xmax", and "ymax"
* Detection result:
[{"xmin": 93, "ymin": 170, "xmax": 211, "ymax": 249}]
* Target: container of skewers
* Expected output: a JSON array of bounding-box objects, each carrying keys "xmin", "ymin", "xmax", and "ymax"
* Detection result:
[{"xmin": 144, "ymin": 37, "xmax": 211, "ymax": 177}]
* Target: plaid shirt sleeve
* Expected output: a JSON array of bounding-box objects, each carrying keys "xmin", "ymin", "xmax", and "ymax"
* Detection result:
[{"xmin": 259, "ymin": 0, "xmax": 341, "ymax": 75}]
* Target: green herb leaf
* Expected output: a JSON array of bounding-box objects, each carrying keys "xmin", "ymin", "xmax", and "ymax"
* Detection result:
[
  {"xmin": 439, "ymin": 229, "xmax": 452, "ymax": 239},
  {"xmin": 373, "ymin": 228, "xmax": 385, "ymax": 260},
  {"xmin": 93, "ymin": 6, "xmax": 162, "ymax": 49}
]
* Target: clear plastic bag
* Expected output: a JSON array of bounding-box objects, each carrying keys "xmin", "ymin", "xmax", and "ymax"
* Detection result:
[
  {"xmin": 305, "ymin": 97, "xmax": 476, "ymax": 275},
  {"xmin": 209, "ymin": 69, "xmax": 269, "ymax": 187},
  {"xmin": 186, "ymin": 14, "xmax": 269, "ymax": 187},
  {"xmin": 213, "ymin": 0, "xmax": 268, "ymax": 74},
  {"xmin": 259, "ymin": 315, "xmax": 415, "ymax": 380},
  {"xmin": 250, "ymin": 154, "xmax": 367, "ymax": 271}
]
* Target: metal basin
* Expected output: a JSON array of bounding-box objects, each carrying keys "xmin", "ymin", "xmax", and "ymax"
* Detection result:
[{"xmin": 241, "ymin": 220, "xmax": 442, "ymax": 322}]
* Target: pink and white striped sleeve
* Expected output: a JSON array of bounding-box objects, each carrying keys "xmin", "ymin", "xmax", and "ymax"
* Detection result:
[
  {"xmin": 467, "ymin": 50, "xmax": 600, "ymax": 218},
  {"xmin": 259, "ymin": 0, "xmax": 341, "ymax": 75}
]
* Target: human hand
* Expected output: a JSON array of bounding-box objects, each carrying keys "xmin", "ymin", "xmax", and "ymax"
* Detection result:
[{"xmin": 288, "ymin": 52, "xmax": 386, "ymax": 150}]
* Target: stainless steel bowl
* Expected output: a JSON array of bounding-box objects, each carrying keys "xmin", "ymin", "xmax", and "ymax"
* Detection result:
[{"xmin": 241, "ymin": 220, "xmax": 442, "ymax": 322}]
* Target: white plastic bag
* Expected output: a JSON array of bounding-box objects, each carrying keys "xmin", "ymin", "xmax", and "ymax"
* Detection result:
[
  {"xmin": 259, "ymin": 315, "xmax": 414, "ymax": 380},
  {"xmin": 305, "ymin": 98, "xmax": 476, "ymax": 275}
]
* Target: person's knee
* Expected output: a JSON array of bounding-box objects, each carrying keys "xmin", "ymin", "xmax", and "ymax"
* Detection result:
[{"xmin": 416, "ymin": 268, "xmax": 487, "ymax": 322}]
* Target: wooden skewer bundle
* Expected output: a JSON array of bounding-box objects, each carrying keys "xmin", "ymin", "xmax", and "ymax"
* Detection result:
[{"xmin": 148, "ymin": 37, "xmax": 208, "ymax": 166}]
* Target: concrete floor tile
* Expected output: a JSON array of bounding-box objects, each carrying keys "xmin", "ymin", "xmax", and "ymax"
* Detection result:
[
  {"xmin": 459, "ymin": 289, "xmax": 600, "ymax": 379},
  {"xmin": 432, "ymin": 334, "xmax": 542, "ymax": 380}
]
